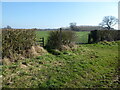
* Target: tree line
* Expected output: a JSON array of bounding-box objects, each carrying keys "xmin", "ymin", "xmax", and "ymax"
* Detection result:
[{"xmin": 3, "ymin": 16, "xmax": 119, "ymax": 31}]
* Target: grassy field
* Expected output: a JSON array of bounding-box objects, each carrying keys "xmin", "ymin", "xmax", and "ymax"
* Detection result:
[
  {"xmin": 76, "ymin": 31, "xmax": 89, "ymax": 43},
  {"xmin": 36, "ymin": 31, "xmax": 90, "ymax": 45},
  {"xmin": 36, "ymin": 31, "xmax": 50, "ymax": 44},
  {"xmin": 2, "ymin": 41, "xmax": 119, "ymax": 88}
]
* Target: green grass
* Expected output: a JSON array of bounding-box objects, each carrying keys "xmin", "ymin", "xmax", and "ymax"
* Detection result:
[
  {"xmin": 76, "ymin": 31, "xmax": 90, "ymax": 43},
  {"xmin": 36, "ymin": 31, "xmax": 90, "ymax": 45},
  {"xmin": 36, "ymin": 31, "xmax": 50, "ymax": 45},
  {"xmin": 2, "ymin": 41, "xmax": 119, "ymax": 88}
]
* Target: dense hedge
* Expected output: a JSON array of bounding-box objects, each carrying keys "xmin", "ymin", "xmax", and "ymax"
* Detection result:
[
  {"xmin": 46, "ymin": 30, "xmax": 76, "ymax": 50},
  {"xmin": 2, "ymin": 29, "xmax": 36, "ymax": 58},
  {"xmin": 88, "ymin": 30, "xmax": 120, "ymax": 43},
  {"xmin": 0, "ymin": 31, "xmax": 1, "ymax": 62}
]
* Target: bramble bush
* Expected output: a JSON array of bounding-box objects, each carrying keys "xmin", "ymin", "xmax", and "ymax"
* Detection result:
[
  {"xmin": 46, "ymin": 30, "xmax": 77, "ymax": 50},
  {"xmin": 2, "ymin": 29, "xmax": 36, "ymax": 59}
]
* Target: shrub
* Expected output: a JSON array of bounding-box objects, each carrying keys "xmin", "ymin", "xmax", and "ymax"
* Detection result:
[
  {"xmin": 46, "ymin": 30, "xmax": 77, "ymax": 50},
  {"xmin": 2, "ymin": 29, "xmax": 36, "ymax": 59},
  {"xmin": 0, "ymin": 31, "xmax": 1, "ymax": 63},
  {"xmin": 88, "ymin": 30, "xmax": 120, "ymax": 43}
]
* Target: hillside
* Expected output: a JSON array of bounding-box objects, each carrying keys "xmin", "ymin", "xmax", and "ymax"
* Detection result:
[{"xmin": 2, "ymin": 41, "xmax": 119, "ymax": 88}]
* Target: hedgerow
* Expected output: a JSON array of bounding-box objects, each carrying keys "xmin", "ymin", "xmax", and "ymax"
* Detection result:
[
  {"xmin": 88, "ymin": 30, "xmax": 120, "ymax": 43},
  {"xmin": 2, "ymin": 29, "xmax": 36, "ymax": 59}
]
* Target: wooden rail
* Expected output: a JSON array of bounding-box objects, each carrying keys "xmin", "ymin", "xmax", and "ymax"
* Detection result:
[{"xmin": 36, "ymin": 37, "xmax": 44, "ymax": 47}]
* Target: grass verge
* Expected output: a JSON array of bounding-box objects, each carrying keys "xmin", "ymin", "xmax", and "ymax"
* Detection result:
[{"xmin": 2, "ymin": 41, "xmax": 119, "ymax": 88}]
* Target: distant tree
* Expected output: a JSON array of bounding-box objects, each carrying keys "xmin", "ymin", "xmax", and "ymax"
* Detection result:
[
  {"xmin": 77, "ymin": 26, "xmax": 104, "ymax": 31},
  {"xmin": 99, "ymin": 16, "xmax": 118, "ymax": 30},
  {"xmin": 32, "ymin": 28, "xmax": 37, "ymax": 30},
  {"xmin": 7, "ymin": 25, "xmax": 12, "ymax": 29},
  {"xmin": 69, "ymin": 22, "xmax": 79, "ymax": 31},
  {"xmin": 4, "ymin": 25, "xmax": 12, "ymax": 29}
]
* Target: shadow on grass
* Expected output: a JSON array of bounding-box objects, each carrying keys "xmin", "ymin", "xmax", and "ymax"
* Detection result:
[{"xmin": 44, "ymin": 46, "xmax": 61, "ymax": 56}]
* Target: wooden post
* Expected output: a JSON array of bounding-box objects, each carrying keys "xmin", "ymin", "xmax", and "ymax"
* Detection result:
[
  {"xmin": 39, "ymin": 37, "xmax": 44, "ymax": 47},
  {"xmin": 42, "ymin": 37, "xmax": 44, "ymax": 47},
  {"xmin": 88, "ymin": 34, "xmax": 91, "ymax": 44},
  {"xmin": 60, "ymin": 28, "xmax": 62, "ymax": 45}
]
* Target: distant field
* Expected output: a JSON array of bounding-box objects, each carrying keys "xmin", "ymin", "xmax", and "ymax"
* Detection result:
[
  {"xmin": 35, "ymin": 31, "xmax": 49, "ymax": 45},
  {"xmin": 76, "ymin": 31, "xmax": 90, "ymax": 43},
  {"xmin": 36, "ymin": 31, "xmax": 90, "ymax": 45}
]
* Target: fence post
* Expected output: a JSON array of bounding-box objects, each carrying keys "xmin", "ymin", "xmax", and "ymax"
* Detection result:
[
  {"xmin": 39, "ymin": 37, "xmax": 44, "ymax": 47},
  {"xmin": 42, "ymin": 37, "xmax": 44, "ymax": 47},
  {"xmin": 88, "ymin": 34, "xmax": 91, "ymax": 44},
  {"xmin": 60, "ymin": 28, "xmax": 62, "ymax": 45}
]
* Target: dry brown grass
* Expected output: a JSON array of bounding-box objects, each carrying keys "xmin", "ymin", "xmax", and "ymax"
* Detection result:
[{"xmin": 26, "ymin": 45, "xmax": 47, "ymax": 58}]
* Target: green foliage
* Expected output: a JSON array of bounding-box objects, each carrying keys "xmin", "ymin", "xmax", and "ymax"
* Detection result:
[
  {"xmin": 88, "ymin": 30, "xmax": 120, "ymax": 43},
  {"xmin": 0, "ymin": 31, "xmax": 1, "ymax": 60},
  {"xmin": 2, "ymin": 29, "xmax": 36, "ymax": 59},
  {"xmin": 46, "ymin": 30, "xmax": 77, "ymax": 50}
]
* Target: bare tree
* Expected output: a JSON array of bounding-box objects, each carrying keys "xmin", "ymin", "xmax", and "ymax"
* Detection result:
[
  {"xmin": 99, "ymin": 16, "xmax": 118, "ymax": 30},
  {"xmin": 3, "ymin": 25, "xmax": 12, "ymax": 29},
  {"xmin": 69, "ymin": 22, "xmax": 79, "ymax": 31}
]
